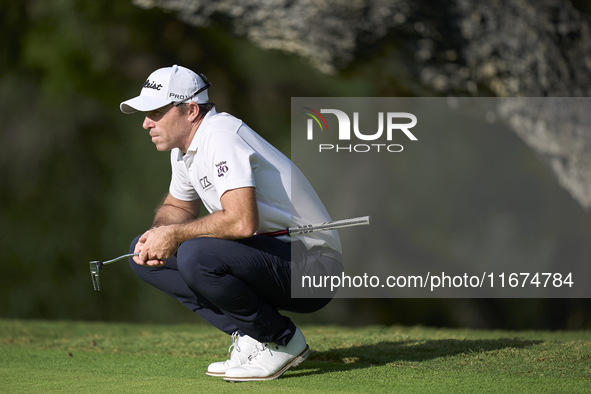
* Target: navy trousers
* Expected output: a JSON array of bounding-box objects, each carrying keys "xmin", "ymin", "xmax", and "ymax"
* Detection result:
[{"xmin": 128, "ymin": 234, "xmax": 340, "ymax": 346}]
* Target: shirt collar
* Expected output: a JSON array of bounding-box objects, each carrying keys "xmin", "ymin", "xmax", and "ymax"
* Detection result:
[{"xmin": 176, "ymin": 106, "xmax": 217, "ymax": 161}]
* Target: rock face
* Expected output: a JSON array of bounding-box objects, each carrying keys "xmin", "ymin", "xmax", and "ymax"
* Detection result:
[
  {"xmin": 133, "ymin": 0, "xmax": 591, "ymax": 209},
  {"xmin": 498, "ymin": 98, "xmax": 591, "ymax": 210}
]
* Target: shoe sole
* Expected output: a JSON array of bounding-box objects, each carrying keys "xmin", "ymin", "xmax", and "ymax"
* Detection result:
[
  {"xmin": 223, "ymin": 345, "xmax": 311, "ymax": 382},
  {"xmin": 205, "ymin": 371, "xmax": 226, "ymax": 377}
]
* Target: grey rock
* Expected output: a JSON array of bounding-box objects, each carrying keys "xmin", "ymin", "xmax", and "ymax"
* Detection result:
[{"xmin": 133, "ymin": 0, "xmax": 591, "ymax": 209}]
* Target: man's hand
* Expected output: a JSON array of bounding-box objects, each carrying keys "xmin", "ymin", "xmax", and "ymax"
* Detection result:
[
  {"xmin": 133, "ymin": 226, "xmax": 180, "ymax": 267},
  {"xmin": 132, "ymin": 187, "xmax": 258, "ymax": 267}
]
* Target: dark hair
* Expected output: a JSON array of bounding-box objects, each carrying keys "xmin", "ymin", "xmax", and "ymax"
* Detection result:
[
  {"xmin": 177, "ymin": 102, "xmax": 215, "ymax": 121},
  {"xmin": 197, "ymin": 102, "xmax": 215, "ymax": 116}
]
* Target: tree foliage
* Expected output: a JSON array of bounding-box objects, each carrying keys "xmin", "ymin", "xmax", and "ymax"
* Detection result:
[{"xmin": 2, "ymin": 0, "xmax": 591, "ymax": 329}]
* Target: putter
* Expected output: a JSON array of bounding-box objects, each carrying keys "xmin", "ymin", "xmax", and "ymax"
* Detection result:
[
  {"xmin": 90, "ymin": 253, "xmax": 139, "ymax": 291},
  {"xmin": 90, "ymin": 216, "xmax": 370, "ymax": 291}
]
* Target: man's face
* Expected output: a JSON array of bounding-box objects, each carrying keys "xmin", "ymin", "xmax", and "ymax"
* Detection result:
[{"xmin": 142, "ymin": 104, "xmax": 191, "ymax": 152}]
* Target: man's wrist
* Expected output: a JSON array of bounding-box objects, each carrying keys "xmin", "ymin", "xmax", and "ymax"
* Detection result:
[{"xmin": 171, "ymin": 223, "xmax": 189, "ymax": 245}]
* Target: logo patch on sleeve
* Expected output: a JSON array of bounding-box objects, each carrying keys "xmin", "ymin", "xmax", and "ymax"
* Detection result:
[{"xmin": 216, "ymin": 161, "xmax": 229, "ymax": 177}]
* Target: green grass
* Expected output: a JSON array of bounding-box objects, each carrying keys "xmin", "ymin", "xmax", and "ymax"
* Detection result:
[{"xmin": 0, "ymin": 319, "xmax": 590, "ymax": 393}]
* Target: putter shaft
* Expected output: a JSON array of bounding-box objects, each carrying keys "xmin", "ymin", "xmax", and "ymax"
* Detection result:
[{"xmin": 102, "ymin": 253, "xmax": 139, "ymax": 266}]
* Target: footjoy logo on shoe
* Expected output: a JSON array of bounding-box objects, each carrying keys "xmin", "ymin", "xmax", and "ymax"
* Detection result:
[{"xmin": 303, "ymin": 107, "xmax": 417, "ymax": 153}]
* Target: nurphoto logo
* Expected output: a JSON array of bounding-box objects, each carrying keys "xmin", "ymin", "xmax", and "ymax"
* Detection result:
[{"xmin": 303, "ymin": 107, "xmax": 417, "ymax": 153}]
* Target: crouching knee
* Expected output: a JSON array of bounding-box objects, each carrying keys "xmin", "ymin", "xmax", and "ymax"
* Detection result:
[{"xmin": 176, "ymin": 237, "xmax": 228, "ymax": 290}]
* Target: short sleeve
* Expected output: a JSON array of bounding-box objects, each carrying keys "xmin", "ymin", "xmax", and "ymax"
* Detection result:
[
  {"xmin": 203, "ymin": 130, "xmax": 258, "ymax": 198},
  {"xmin": 169, "ymin": 149, "xmax": 200, "ymax": 201}
]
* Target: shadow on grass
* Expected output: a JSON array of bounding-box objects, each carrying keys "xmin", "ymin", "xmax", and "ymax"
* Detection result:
[{"xmin": 285, "ymin": 338, "xmax": 543, "ymax": 378}]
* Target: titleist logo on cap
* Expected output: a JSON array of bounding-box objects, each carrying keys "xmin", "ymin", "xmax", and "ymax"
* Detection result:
[{"xmin": 143, "ymin": 80, "xmax": 163, "ymax": 91}]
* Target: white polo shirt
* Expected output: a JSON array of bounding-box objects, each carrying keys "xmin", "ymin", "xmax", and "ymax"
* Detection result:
[{"xmin": 169, "ymin": 108, "xmax": 341, "ymax": 253}]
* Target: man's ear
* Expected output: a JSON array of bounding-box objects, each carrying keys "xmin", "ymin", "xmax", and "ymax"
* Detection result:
[{"xmin": 187, "ymin": 102, "xmax": 200, "ymax": 122}]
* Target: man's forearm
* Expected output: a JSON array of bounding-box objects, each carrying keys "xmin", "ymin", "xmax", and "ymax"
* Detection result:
[
  {"xmin": 171, "ymin": 208, "xmax": 257, "ymax": 244},
  {"xmin": 170, "ymin": 187, "xmax": 259, "ymax": 243},
  {"xmin": 152, "ymin": 203, "xmax": 199, "ymax": 228},
  {"xmin": 137, "ymin": 188, "xmax": 257, "ymax": 262}
]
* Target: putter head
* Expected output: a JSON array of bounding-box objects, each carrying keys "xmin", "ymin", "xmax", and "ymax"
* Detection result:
[{"xmin": 89, "ymin": 261, "xmax": 102, "ymax": 291}]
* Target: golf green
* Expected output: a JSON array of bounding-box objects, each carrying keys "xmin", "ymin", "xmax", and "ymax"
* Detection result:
[{"xmin": 1, "ymin": 319, "xmax": 590, "ymax": 393}]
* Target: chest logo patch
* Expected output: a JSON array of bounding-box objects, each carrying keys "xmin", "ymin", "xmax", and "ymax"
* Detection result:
[{"xmin": 199, "ymin": 176, "xmax": 212, "ymax": 190}]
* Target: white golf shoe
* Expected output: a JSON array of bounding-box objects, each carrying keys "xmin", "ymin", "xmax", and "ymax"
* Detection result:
[
  {"xmin": 206, "ymin": 332, "xmax": 259, "ymax": 377},
  {"xmin": 223, "ymin": 328, "xmax": 311, "ymax": 382}
]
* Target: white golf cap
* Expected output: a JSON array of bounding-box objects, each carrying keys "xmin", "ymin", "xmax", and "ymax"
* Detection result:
[{"xmin": 120, "ymin": 65, "xmax": 211, "ymax": 114}]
